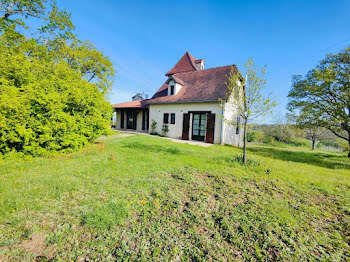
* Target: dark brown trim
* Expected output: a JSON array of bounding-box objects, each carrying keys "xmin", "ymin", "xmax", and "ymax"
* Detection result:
[
  {"xmin": 146, "ymin": 110, "xmax": 149, "ymax": 130},
  {"xmin": 142, "ymin": 110, "xmax": 146, "ymax": 130},
  {"xmin": 182, "ymin": 113, "xmax": 190, "ymax": 140},
  {"xmin": 121, "ymin": 109, "xmax": 124, "ymax": 128},
  {"xmin": 170, "ymin": 113, "xmax": 175, "ymax": 124},
  {"xmin": 163, "ymin": 113, "xmax": 169, "ymax": 124},
  {"xmin": 188, "ymin": 111, "xmax": 211, "ymax": 114},
  {"xmin": 205, "ymin": 113, "xmax": 215, "ymax": 143},
  {"xmin": 147, "ymin": 100, "xmax": 220, "ymax": 105}
]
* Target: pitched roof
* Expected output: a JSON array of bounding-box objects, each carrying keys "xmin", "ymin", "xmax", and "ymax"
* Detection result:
[
  {"xmin": 165, "ymin": 75, "xmax": 185, "ymax": 86},
  {"xmin": 112, "ymin": 99, "xmax": 148, "ymax": 109},
  {"xmin": 165, "ymin": 51, "xmax": 199, "ymax": 76},
  {"xmin": 148, "ymin": 65, "xmax": 238, "ymax": 105}
]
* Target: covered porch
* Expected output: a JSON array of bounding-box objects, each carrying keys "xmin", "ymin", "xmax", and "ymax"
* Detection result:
[{"xmin": 113, "ymin": 100, "xmax": 149, "ymax": 132}]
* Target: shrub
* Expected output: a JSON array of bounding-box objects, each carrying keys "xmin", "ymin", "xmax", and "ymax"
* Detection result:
[
  {"xmin": 0, "ymin": 35, "xmax": 113, "ymax": 156},
  {"xmin": 262, "ymin": 136, "xmax": 276, "ymax": 144},
  {"xmin": 247, "ymin": 130, "xmax": 264, "ymax": 142},
  {"xmin": 161, "ymin": 124, "xmax": 169, "ymax": 137},
  {"xmin": 289, "ymin": 138, "xmax": 309, "ymax": 147},
  {"xmin": 151, "ymin": 120, "xmax": 157, "ymax": 133},
  {"xmin": 247, "ymin": 132, "xmax": 255, "ymax": 142}
]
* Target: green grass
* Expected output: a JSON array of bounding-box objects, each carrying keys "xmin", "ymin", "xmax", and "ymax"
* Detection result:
[{"xmin": 0, "ymin": 134, "xmax": 349, "ymax": 261}]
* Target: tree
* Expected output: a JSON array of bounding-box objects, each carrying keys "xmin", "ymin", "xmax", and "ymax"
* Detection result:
[
  {"xmin": 291, "ymin": 110, "xmax": 329, "ymax": 150},
  {"xmin": 288, "ymin": 47, "xmax": 350, "ymax": 156},
  {"xmin": 221, "ymin": 58, "xmax": 276, "ymax": 163},
  {"xmin": 0, "ymin": 0, "xmax": 115, "ymax": 156}
]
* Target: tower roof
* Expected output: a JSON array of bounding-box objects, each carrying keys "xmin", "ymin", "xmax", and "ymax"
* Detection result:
[{"xmin": 165, "ymin": 51, "xmax": 199, "ymax": 76}]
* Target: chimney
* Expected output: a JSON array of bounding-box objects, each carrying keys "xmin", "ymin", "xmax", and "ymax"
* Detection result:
[{"xmin": 195, "ymin": 59, "xmax": 205, "ymax": 70}]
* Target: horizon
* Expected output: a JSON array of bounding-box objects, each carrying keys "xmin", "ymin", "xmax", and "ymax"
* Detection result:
[{"xmin": 58, "ymin": 0, "xmax": 350, "ymax": 124}]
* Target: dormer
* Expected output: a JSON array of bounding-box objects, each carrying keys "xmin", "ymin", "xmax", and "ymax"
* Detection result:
[
  {"xmin": 195, "ymin": 59, "xmax": 205, "ymax": 70},
  {"xmin": 166, "ymin": 76, "xmax": 184, "ymax": 96}
]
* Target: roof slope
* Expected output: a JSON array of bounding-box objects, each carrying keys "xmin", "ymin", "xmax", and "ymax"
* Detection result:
[
  {"xmin": 165, "ymin": 51, "xmax": 199, "ymax": 76},
  {"xmin": 148, "ymin": 65, "xmax": 237, "ymax": 104}
]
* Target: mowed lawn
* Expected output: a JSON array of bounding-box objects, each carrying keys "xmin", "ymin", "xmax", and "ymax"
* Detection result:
[{"xmin": 0, "ymin": 134, "xmax": 349, "ymax": 261}]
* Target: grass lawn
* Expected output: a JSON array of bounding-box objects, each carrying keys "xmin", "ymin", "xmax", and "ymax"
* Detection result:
[{"xmin": 0, "ymin": 133, "xmax": 349, "ymax": 261}]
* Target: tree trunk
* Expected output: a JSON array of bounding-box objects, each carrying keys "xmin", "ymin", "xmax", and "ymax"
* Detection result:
[
  {"xmin": 243, "ymin": 119, "xmax": 247, "ymax": 164},
  {"xmin": 348, "ymin": 137, "xmax": 350, "ymax": 158},
  {"xmin": 311, "ymin": 139, "xmax": 316, "ymax": 150}
]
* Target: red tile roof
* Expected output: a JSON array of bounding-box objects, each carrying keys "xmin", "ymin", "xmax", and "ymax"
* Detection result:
[
  {"xmin": 165, "ymin": 51, "xmax": 199, "ymax": 76},
  {"xmin": 165, "ymin": 75, "xmax": 185, "ymax": 86},
  {"xmin": 148, "ymin": 65, "xmax": 238, "ymax": 105},
  {"xmin": 112, "ymin": 99, "xmax": 148, "ymax": 108},
  {"xmin": 112, "ymin": 51, "xmax": 239, "ymax": 108}
]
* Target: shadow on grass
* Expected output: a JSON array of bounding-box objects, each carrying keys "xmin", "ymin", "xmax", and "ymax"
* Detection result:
[
  {"xmin": 248, "ymin": 146, "xmax": 350, "ymax": 170},
  {"xmin": 121, "ymin": 141, "xmax": 182, "ymax": 155}
]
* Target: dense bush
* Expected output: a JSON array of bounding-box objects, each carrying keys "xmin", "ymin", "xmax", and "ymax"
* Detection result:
[
  {"xmin": 289, "ymin": 138, "xmax": 310, "ymax": 147},
  {"xmin": 0, "ymin": 1, "xmax": 114, "ymax": 156},
  {"xmin": 247, "ymin": 130, "xmax": 264, "ymax": 142}
]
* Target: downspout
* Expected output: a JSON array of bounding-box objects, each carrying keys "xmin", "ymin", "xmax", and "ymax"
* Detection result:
[{"xmin": 220, "ymin": 105, "xmax": 225, "ymax": 145}]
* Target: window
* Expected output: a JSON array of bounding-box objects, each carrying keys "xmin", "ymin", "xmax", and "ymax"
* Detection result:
[
  {"xmin": 170, "ymin": 85, "xmax": 175, "ymax": 95},
  {"xmin": 236, "ymin": 116, "xmax": 240, "ymax": 134},
  {"xmin": 170, "ymin": 113, "xmax": 175, "ymax": 124},
  {"xmin": 163, "ymin": 113, "xmax": 169, "ymax": 124}
]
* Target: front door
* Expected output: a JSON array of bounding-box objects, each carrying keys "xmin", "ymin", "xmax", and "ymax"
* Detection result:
[{"xmin": 192, "ymin": 113, "xmax": 207, "ymax": 141}]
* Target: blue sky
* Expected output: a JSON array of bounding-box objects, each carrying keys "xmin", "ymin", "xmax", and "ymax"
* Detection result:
[{"xmin": 59, "ymin": 0, "xmax": 350, "ymax": 123}]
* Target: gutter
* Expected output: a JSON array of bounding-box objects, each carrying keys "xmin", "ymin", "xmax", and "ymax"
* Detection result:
[{"xmin": 147, "ymin": 100, "xmax": 219, "ymax": 105}]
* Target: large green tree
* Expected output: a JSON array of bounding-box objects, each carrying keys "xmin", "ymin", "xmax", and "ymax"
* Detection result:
[
  {"xmin": 0, "ymin": 0, "xmax": 115, "ymax": 156},
  {"xmin": 288, "ymin": 47, "xmax": 350, "ymax": 156}
]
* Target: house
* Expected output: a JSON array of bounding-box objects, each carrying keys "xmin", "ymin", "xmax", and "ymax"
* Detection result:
[{"xmin": 112, "ymin": 51, "xmax": 243, "ymax": 146}]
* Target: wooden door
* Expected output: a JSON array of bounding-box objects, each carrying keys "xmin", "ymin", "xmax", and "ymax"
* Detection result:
[
  {"xmin": 182, "ymin": 113, "xmax": 190, "ymax": 140},
  {"xmin": 205, "ymin": 113, "xmax": 215, "ymax": 143}
]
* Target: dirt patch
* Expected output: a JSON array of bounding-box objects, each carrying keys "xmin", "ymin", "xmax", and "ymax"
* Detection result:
[
  {"xmin": 96, "ymin": 142, "xmax": 106, "ymax": 153},
  {"xmin": 21, "ymin": 233, "xmax": 46, "ymax": 256},
  {"xmin": 110, "ymin": 152, "xmax": 117, "ymax": 162}
]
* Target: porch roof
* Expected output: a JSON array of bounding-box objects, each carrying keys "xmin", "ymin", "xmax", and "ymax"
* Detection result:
[{"xmin": 112, "ymin": 99, "xmax": 148, "ymax": 109}]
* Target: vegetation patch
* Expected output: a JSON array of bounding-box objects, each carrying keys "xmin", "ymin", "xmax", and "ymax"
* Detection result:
[{"xmin": 0, "ymin": 135, "xmax": 349, "ymax": 261}]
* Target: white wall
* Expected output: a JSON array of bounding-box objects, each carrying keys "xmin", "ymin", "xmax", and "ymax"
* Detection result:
[
  {"xmin": 149, "ymin": 102, "xmax": 223, "ymax": 144},
  {"xmin": 114, "ymin": 101, "xmax": 243, "ymax": 147},
  {"xmin": 221, "ymin": 92, "xmax": 243, "ymax": 147},
  {"xmin": 115, "ymin": 110, "xmax": 121, "ymax": 129}
]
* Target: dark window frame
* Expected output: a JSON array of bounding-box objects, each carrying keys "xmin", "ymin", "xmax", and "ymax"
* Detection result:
[
  {"xmin": 163, "ymin": 113, "xmax": 169, "ymax": 124},
  {"xmin": 170, "ymin": 85, "xmax": 175, "ymax": 95},
  {"xmin": 170, "ymin": 113, "xmax": 175, "ymax": 124},
  {"xmin": 236, "ymin": 116, "xmax": 240, "ymax": 134}
]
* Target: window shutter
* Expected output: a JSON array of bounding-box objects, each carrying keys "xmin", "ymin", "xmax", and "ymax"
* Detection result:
[
  {"xmin": 205, "ymin": 113, "xmax": 215, "ymax": 143},
  {"xmin": 182, "ymin": 113, "xmax": 190, "ymax": 140},
  {"xmin": 236, "ymin": 117, "xmax": 240, "ymax": 134},
  {"xmin": 171, "ymin": 113, "xmax": 175, "ymax": 124},
  {"xmin": 163, "ymin": 113, "xmax": 169, "ymax": 124}
]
